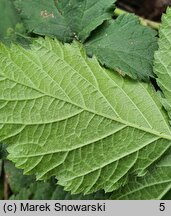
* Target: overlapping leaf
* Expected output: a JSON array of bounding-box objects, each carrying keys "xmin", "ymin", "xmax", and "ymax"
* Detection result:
[
  {"xmin": 0, "ymin": 0, "xmax": 19, "ymax": 38},
  {"xmin": 85, "ymin": 14, "xmax": 158, "ymax": 80},
  {"xmin": 110, "ymin": 9, "xmax": 171, "ymax": 199},
  {"xmin": 0, "ymin": 38, "xmax": 171, "ymax": 194},
  {"xmin": 14, "ymin": 0, "xmax": 158, "ymax": 80},
  {"xmin": 15, "ymin": 0, "xmax": 115, "ymax": 42},
  {"xmin": 154, "ymin": 8, "xmax": 171, "ymax": 120},
  {"xmin": 4, "ymin": 161, "xmax": 34, "ymax": 195},
  {"xmin": 0, "ymin": 0, "xmax": 26, "ymax": 44}
]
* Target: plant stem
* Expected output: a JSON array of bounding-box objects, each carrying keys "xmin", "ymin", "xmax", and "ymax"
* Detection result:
[{"xmin": 114, "ymin": 7, "xmax": 161, "ymax": 30}]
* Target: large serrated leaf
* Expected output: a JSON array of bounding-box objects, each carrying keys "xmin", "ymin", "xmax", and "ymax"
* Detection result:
[
  {"xmin": 85, "ymin": 14, "xmax": 158, "ymax": 81},
  {"xmin": 0, "ymin": 38, "xmax": 171, "ymax": 195},
  {"xmin": 15, "ymin": 0, "xmax": 115, "ymax": 42}
]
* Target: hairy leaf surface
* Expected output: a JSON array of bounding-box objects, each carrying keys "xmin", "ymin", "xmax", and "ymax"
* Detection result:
[
  {"xmin": 15, "ymin": 0, "xmax": 115, "ymax": 42},
  {"xmin": 85, "ymin": 14, "xmax": 158, "ymax": 80},
  {"xmin": 6, "ymin": 161, "xmax": 110, "ymax": 200},
  {"xmin": 110, "ymin": 152, "xmax": 171, "ymax": 200},
  {"xmin": 0, "ymin": 38, "xmax": 171, "ymax": 194}
]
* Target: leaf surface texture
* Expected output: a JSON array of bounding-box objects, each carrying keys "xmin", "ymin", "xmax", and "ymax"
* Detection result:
[
  {"xmin": 110, "ymin": 153, "xmax": 171, "ymax": 199},
  {"xmin": 154, "ymin": 8, "xmax": 171, "ymax": 121},
  {"xmin": 85, "ymin": 14, "xmax": 158, "ymax": 80},
  {"xmin": 15, "ymin": 0, "xmax": 115, "ymax": 42},
  {"xmin": 0, "ymin": 38, "xmax": 171, "ymax": 194}
]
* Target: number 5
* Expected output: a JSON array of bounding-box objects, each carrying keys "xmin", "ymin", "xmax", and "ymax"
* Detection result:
[{"xmin": 159, "ymin": 203, "xmax": 165, "ymax": 211}]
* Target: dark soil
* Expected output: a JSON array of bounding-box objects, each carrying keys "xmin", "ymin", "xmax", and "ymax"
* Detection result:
[{"xmin": 116, "ymin": 0, "xmax": 171, "ymax": 21}]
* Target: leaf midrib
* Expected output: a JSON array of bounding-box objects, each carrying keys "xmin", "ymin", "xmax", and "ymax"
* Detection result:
[
  {"xmin": 1, "ymin": 60, "xmax": 171, "ymax": 143},
  {"xmin": 40, "ymin": 41, "xmax": 155, "ymax": 128},
  {"xmin": 1, "ymin": 42, "xmax": 171, "ymax": 142},
  {"xmin": 3, "ymin": 75, "xmax": 171, "ymax": 143}
]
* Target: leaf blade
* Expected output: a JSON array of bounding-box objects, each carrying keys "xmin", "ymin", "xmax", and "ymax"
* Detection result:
[
  {"xmin": 154, "ymin": 8, "xmax": 171, "ymax": 120},
  {"xmin": 0, "ymin": 38, "xmax": 171, "ymax": 194},
  {"xmin": 15, "ymin": 0, "xmax": 115, "ymax": 42},
  {"xmin": 85, "ymin": 14, "xmax": 158, "ymax": 80},
  {"xmin": 110, "ymin": 153, "xmax": 171, "ymax": 200}
]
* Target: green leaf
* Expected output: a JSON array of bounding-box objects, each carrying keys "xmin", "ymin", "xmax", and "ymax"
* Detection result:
[
  {"xmin": 4, "ymin": 161, "xmax": 58, "ymax": 200},
  {"xmin": 10, "ymin": 188, "xmax": 30, "ymax": 200},
  {"xmin": 0, "ymin": 37, "xmax": 171, "ymax": 195},
  {"xmin": 0, "ymin": 172, "xmax": 3, "ymax": 199},
  {"xmin": 6, "ymin": 162, "xmax": 110, "ymax": 200},
  {"xmin": 154, "ymin": 8, "xmax": 171, "ymax": 121},
  {"xmin": 4, "ymin": 161, "xmax": 34, "ymax": 194},
  {"xmin": 0, "ymin": 0, "xmax": 26, "ymax": 44},
  {"xmin": 15, "ymin": 0, "xmax": 115, "ymax": 42},
  {"xmin": 11, "ymin": 181, "xmax": 110, "ymax": 200},
  {"xmin": 162, "ymin": 189, "xmax": 171, "ymax": 200},
  {"xmin": 0, "ymin": 146, "xmax": 3, "ymax": 199},
  {"xmin": 0, "ymin": 0, "xmax": 20, "ymax": 38},
  {"xmin": 0, "ymin": 144, "xmax": 8, "ymax": 160},
  {"xmin": 85, "ymin": 14, "xmax": 158, "ymax": 80},
  {"xmin": 14, "ymin": 1, "xmax": 157, "ymax": 81},
  {"xmin": 50, "ymin": 186, "xmax": 110, "ymax": 200},
  {"xmin": 110, "ymin": 152, "xmax": 171, "ymax": 200}
]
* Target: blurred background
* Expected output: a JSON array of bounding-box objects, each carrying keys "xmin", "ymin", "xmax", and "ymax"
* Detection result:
[{"xmin": 117, "ymin": 0, "xmax": 171, "ymax": 21}]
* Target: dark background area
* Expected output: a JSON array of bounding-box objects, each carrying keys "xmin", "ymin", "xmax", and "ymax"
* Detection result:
[{"xmin": 117, "ymin": 0, "xmax": 171, "ymax": 21}]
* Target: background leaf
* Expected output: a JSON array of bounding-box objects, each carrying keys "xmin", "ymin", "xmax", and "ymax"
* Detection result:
[
  {"xmin": 85, "ymin": 14, "xmax": 158, "ymax": 80},
  {"xmin": 0, "ymin": 144, "xmax": 5, "ymax": 200},
  {"xmin": 0, "ymin": 0, "xmax": 26, "ymax": 44},
  {"xmin": 15, "ymin": 0, "xmax": 115, "ymax": 42},
  {"xmin": 4, "ymin": 160, "xmax": 34, "ymax": 195},
  {"xmin": 0, "ymin": 159, "xmax": 3, "ymax": 199},
  {"xmin": 154, "ymin": 8, "xmax": 171, "ymax": 121},
  {"xmin": 0, "ymin": 144, "xmax": 8, "ymax": 160}
]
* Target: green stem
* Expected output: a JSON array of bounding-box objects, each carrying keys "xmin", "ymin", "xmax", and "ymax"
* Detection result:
[{"xmin": 114, "ymin": 8, "xmax": 161, "ymax": 30}]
